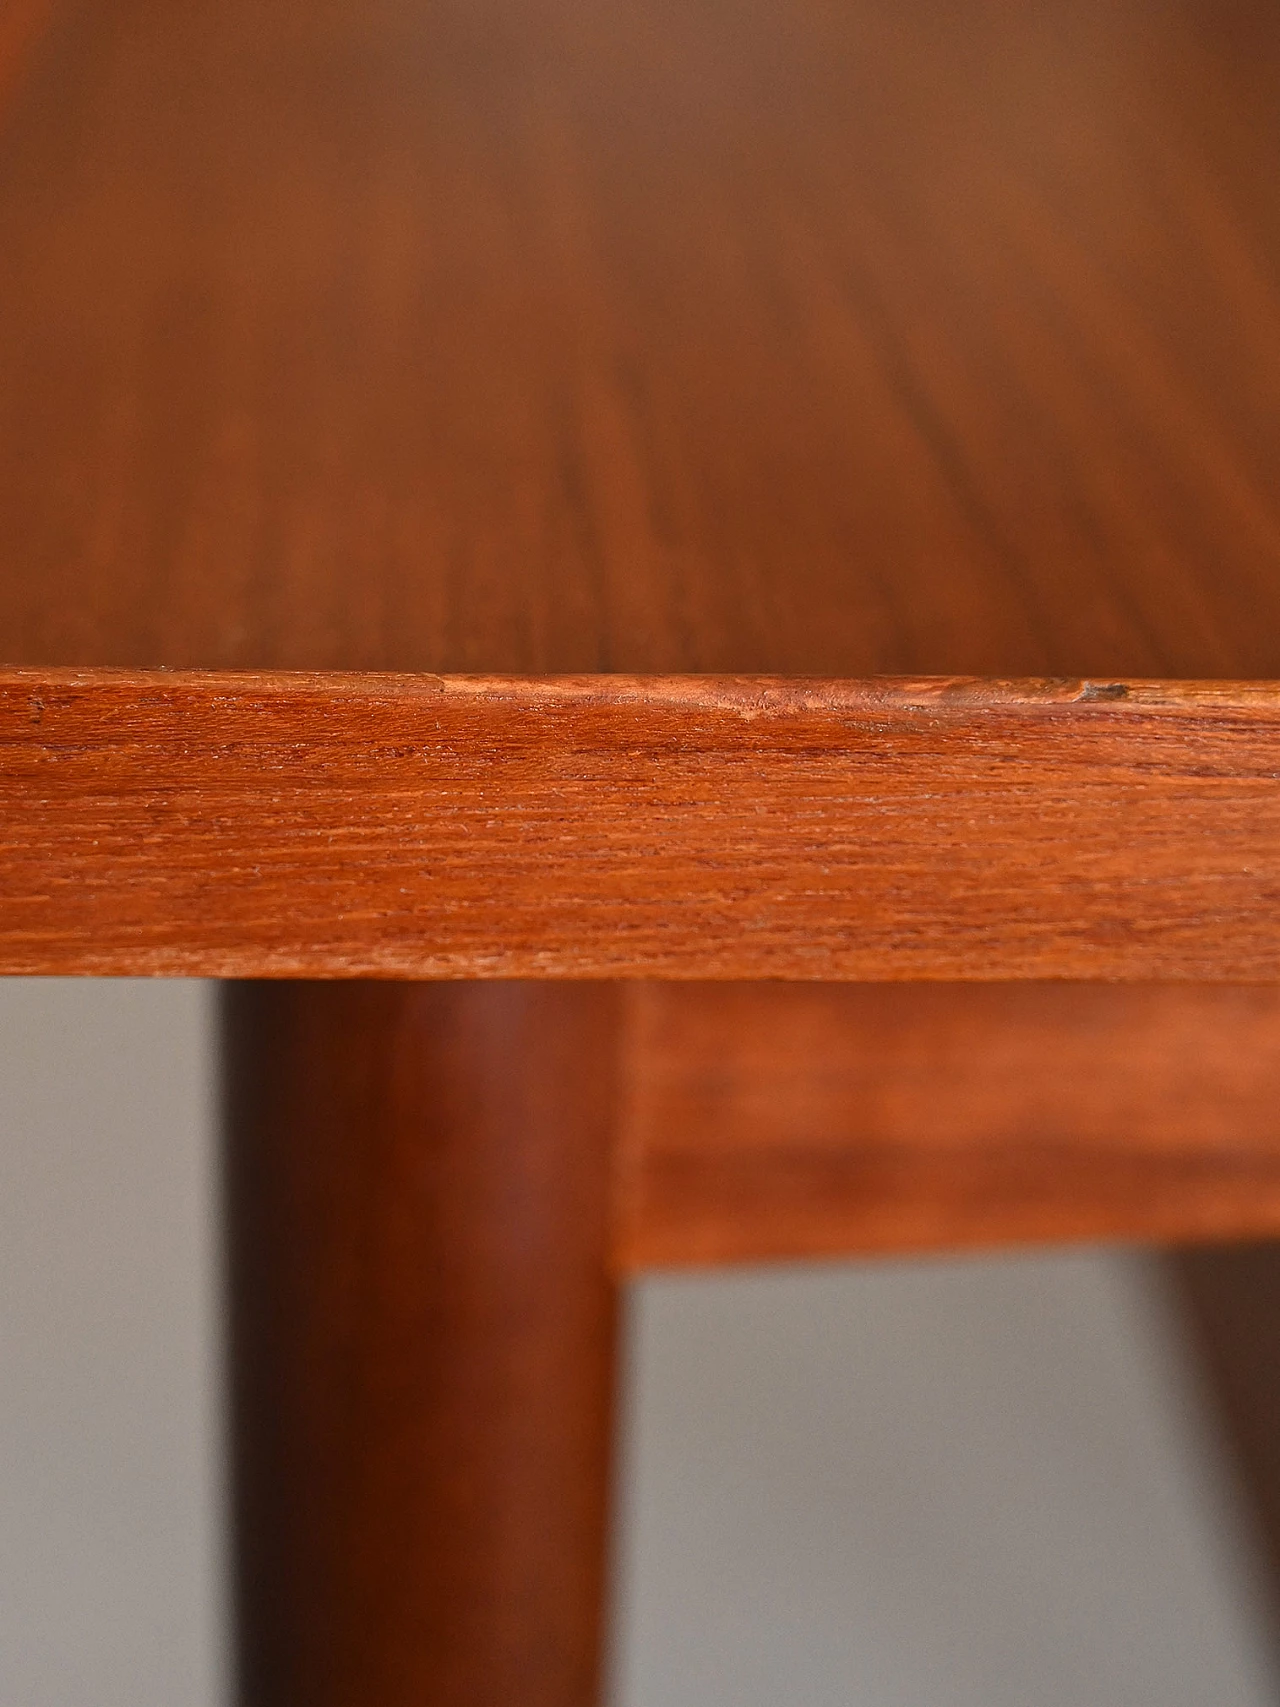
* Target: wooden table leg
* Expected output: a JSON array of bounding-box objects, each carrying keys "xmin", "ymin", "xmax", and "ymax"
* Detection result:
[
  {"xmin": 1173, "ymin": 1242, "xmax": 1280, "ymax": 1625},
  {"xmin": 222, "ymin": 982, "xmax": 621, "ymax": 1707}
]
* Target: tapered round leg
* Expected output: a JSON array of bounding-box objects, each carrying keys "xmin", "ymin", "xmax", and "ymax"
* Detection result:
[{"xmin": 223, "ymin": 982, "xmax": 621, "ymax": 1707}]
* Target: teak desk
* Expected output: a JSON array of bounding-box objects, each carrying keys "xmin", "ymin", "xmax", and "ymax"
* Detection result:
[{"xmin": 5, "ymin": 0, "xmax": 1280, "ymax": 1699}]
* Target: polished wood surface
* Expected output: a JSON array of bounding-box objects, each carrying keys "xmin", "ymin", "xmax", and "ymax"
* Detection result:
[
  {"xmin": 225, "ymin": 981, "xmax": 619, "ymax": 1707},
  {"xmin": 218, "ymin": 976, "xmax": 1280, "ymax": 1705},
  {"xmin": 2, "ymin": 0, "xmax": 1280, "ymax": 677},
  {"xmin": 11, "ymin": 2, "xmax": 1280, "ymax": 1693},
  {"xmin": 5, "ymin": 0, "xmax": 1280, "ymax": 975},
  {"xmin": 0, "ymin": 0, "xmax": 57, "ymax": 110},
  {"xmin": 615, "ymin": 984, "xmax": 1280, "ymax": 1267},
  {"xmin": 6, "ymin": 671, "xmax": 1280, "ymax": 978}
]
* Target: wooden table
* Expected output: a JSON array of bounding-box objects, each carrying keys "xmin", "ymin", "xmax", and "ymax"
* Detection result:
[{"xmin": 5, "ymin": 0, "xmax": 1280, "ymax": 1699}]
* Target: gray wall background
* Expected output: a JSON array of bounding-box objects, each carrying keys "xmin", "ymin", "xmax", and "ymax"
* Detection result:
[{"xmin": 1, "ymin": 979, "xmax": 1276, "ymax": 1706}]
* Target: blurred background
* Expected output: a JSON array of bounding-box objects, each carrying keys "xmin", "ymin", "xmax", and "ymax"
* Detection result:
[{"xmin": 1, "ymin": 979, "xmax": 1278, "ymax": 1707}]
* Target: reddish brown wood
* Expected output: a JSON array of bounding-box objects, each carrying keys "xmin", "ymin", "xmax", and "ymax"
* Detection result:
[
  {"xmin": 0, "ymin": 0, "xmax": 57, "ymax": 113},
  {"xmin": 614, "ymin": 983, "xmax": 1280, "ymax": 1267},
  {"xmin": 4, "ymin": 671, "xmax": 1280, "ymax": 978},
  {"xmin": 1, "ymin": 0, "xmax": 1280, "ymax": 678},
  {"xmin": 3, "ymin": 2, "xmax": 1280, "ymax": 977},
  {"xmin": 7, "ymin": 0, "xmax": 1280, "ymax": 1685},
  {"xmin": 224, "ymin": 981, "xmax": 620, "ymax": 1707}
]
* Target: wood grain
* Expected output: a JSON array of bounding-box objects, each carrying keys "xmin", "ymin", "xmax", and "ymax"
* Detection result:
[
  {"xmin": 3, "ymin": 670, "xmax": 1280, "ymax": 978},
  {"xmin": 615, "ymin": 983, "xmax": 1280, "ymax": 1267},
  {"xmin": 225, "ymin": 980, "xmax": 619, "ymax": 1707},
  {"xmin": 2, "ymin": 0, "xmax": 1280, "ymax": 676}
]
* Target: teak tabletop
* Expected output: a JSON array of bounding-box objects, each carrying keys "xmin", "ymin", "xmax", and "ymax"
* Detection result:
[
  {"xmin": 5, "ymin": 1, "xmax": 1280, "ymax": 1704},
  {"xmin": 4, "ymin": 0, "xmax": 1280, "ymax": 979}
]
